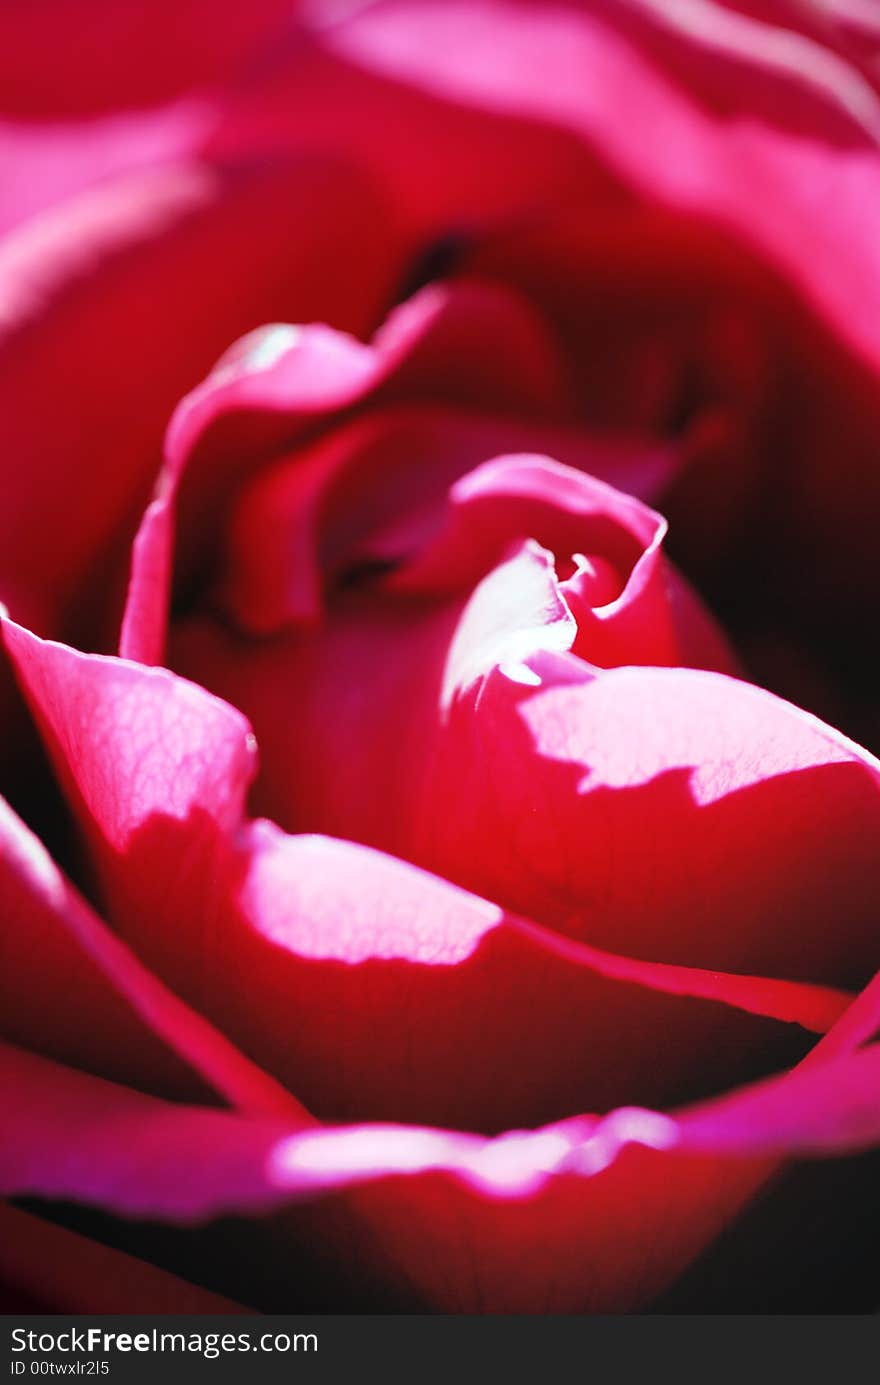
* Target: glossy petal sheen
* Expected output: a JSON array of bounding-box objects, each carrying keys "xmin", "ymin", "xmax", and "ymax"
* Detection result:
[
  {"xmin": 168, "ymin": 468, "xmax": 880, "ymax": 994},
  {"xmin": 121, "ymin": 279, "xmax": 579, "ymax": 661},
  {"xmin": 171, "ymin": 451, "xmax": 737, "ymax": 855},
  {"xmin": 418, "ymin": 656, "xmax": 880, "ymax": 985},
  {"xmin": 4, "ymin": 0, "xmax": 880, "ymax": 1321},
  {"xmin": 2, "ymin": 1015, "xmax": 879, "ymax": 1312},
  {"xmin": 1, "ymin": 615, "xmax": 851, "ymax": 1136}
]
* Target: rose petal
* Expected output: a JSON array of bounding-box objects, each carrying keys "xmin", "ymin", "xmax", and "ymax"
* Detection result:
[
  {"xmin": 674, "ymin": 1040, "xmax": 880, "ymax": 1158},
  {"xmin": 0, "ymin": 0, "xmax": 293, "ymax": 117},
  {"xmin": 0, "ymin": 793, "xmax": 300, "ymax": 1117},
  {"xmin": 0, "ymin": 153, "xmax": 397, "ymax": 650},
  {"xmin": 213, "ymin": 11, "xmax": 618, "ymax": 242},
  {"xmin": 216, "ymin": 821, "xmax": 844, "ymax": 1128},
  {"xmin": 2, "ymin": 615, "xmax": 847, "ymax": 1133},
  {"xmin": 809, "ymin": 966, "xmax": 880, "ymax": 1061},
  {"xmin": 3, "ymin": 1026, "xmax": 879, "ymax": 1312},
  {"xmin": 320, "ymin": 0, "xmax": 880, "ymax": 374},
  {"xmin": 414, "ymin": 655, "xmax": 880, "ymax": 985},
  {"xmin": 173, "ymin": 454, "xmax": 737, "ymax": 857},
  {"xmin": 0, "ymin": 1039, "xmax": 754, "ymax": 1316},
  {"xmin": 386, "ymin": 453, "xmax": 737, "ymax": 673},
  {"xmin": 121, "ymin": 279, "xmax": 575, "ymax": 664},
  {"xmin": 166, "ymin": 279, "xmax": 573, "ymax": 486},
  {"xmin": 462, "ymin": 197, "xmax": 880, "ymax": 730},
  {"xmin": 0, "ymin": 1205, "xmax": 245, "ymax": 1313},
  {"xmin": 0, "ymin": 1042, "xmax": 295, "ymax": 1219},
  {"xmin": 0, "ymin": 105, "xmax": 212, "ymax": 239},
  {"xmin": 219, "ymin": 405, "xmax": 679, "ymax": 634},
  {"xmin": 821, "ymin": 0, "xmax": 880, "ymax": 68},
  {"xmin": 188, "ymin": 589, "xmax": 880, "ymax": 988},
  {"xmin": 1, "ymin": 616, "xmax": 256, "ymax": 850}
]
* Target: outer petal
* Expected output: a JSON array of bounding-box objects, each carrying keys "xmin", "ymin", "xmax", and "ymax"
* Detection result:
[
  {"xmin": 1, "ymin": 1038, "xmax": 752, "ymax": 1316},
  {"xmin": 169, "ymin": 505, "xmax": 880, "ymax": 995},
  {"xmin": 0, "ymin": 614, "xmax": 256, "ymax": 1008},
  {"xmin": 176, "ymin": 615, "xmax": 880, "ymax": 987},
  {"xmin": 813, "ymin": 965, "xmax": 880, "ymax": 1061},
  {"xmin": 1, "ymin": 615, "xmax": 850, "ymax": 1134},
  {"xmin": 0, "ymin": 1, "xmax": 294, "ymax": 117},
  {"xmin": 315, "ymin": 0, "xmax": 880, "ymax": 375},
  {"xmin": 672, "ymin": 1040, "xmax": 880, "ymax": 1157},
  {"xmin": 0, "ymin": 794, "xmax": 299, "ymax": 1117},
  {"xmin": 3, "ymin": 1022, "xmax": 880, "ymax": 1312},
  {"xmin": 462, "ymin": 199, "xmax": 880, "ymax": 737},
  {"xmin": 207, "ymin": 820, "xmax": 841, "ymax": 1130},
  {"xmin": 0, "ymin": 105, "xmax": 211, "ymax": 239},
  {"xmin": 414, "ymin": 655, "xmax": 880, "ymax": 986},
  {"xmin": 0, "ymin": 153, "xmax": 397, "ymax": 653},
  {"xmin": 0, "ymin": 1205, "xmax": 244, "ymax": 1313},
  {"xmin": 212, "ymin": 11, "xmax": 617, "ymax": 242},
  {"xmin": 0, "ymin": 1042, "xmax": 300, "ymax": 1219},
  {"xmin": 821, "ymin": 0, "xmax": 880, "ymax": 70}
]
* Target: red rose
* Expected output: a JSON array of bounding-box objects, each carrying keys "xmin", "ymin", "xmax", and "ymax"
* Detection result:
[{"xmin": 1, "ymin": 0, "xmax": 880, "ymax": 1313}]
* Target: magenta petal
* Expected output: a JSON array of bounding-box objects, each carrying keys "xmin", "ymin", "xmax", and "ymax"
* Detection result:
[
  {"xmin": 0, "ymin": 1039, "xmax": 754, "ymax": 1316},
  {"xmin": 415, "ymin": 655, "xmax": 880, "ymax": 985},
  {"xmin": 0, "ymin": 1036, "xmax": 763, "ymax": 1291},
  {"xmin": 219, "ymin": 408, "xmax": 679, "ymax": 635},
  {"xmin": 0, "ymin": 0, "xmax": 293, "ymax": 117},
  {"xmin": 172, "ymin": 453, "xmax": 737, "ymax": 860},
  {"xmin": 822, "ymin": 1, "xmax": 880, "ymax": 67},
  {"xmin": 1, "ymin": 613, "xmax": 848, "ymax": 1133},
  {"xmin": 218, "ymin": 822, "xmax": 848, "ymax": 1128},
  {"xmin": 170, "ymin": 517, "xmax": 880, "ymax": 995},
  {"xmin": 808, "ymin": 966, "xmax": 880, "ymax": 1062},
  {"xmin": 166, "ymin": 279, "xmax": 572, "ymax": 479},
  {"xmin": 0, "ymin": 1205, "xmax": 245, "ymax": 1314},
  {"xmin": 122, "ymin": 279, "xmax": 573, "ymax": 663},
  {"xmin": 3, "ymin": 1018, "xmax": 879, "ymax": 1312},
  {"xmin": 386, "ymin": 452, "xmax": 738, "ymax": 672},
  {"xmin": 675, "ymin": 1041, "xmax": 880, "ymax": 1159},
  {"xmin": 323, "ymin": 0, "xmax": 880, "ymax": 374},
  {"xmin": 1, "ymin": 616, "xmax": 255, "ymax": 849},
  {"xmin": 0, "ymin": 1041, "xmax": 300, "ymax": 1219},
  {"xmin": 0, "ymin": 793, "xmax": 299, "ymax": 1117},
  {"xmin": 0, "ymin": 153, "xmax": 397, "ymax": 649},
  {"xmin": 2, "ymin": 612, "xmax": 256, "ymax": 988},
  {"xmin": 0, "ymin": 105, "xmax": 211, "ymax": 238}
]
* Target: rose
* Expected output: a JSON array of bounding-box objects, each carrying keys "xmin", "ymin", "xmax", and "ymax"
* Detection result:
[
  {"xmin": 4, "ymin": 1, "xmax": 880, "ymax": 738},
  {"xmin": 3, "ymin": 303, "xmax": 880, "ymax": 1312},
  {"xmin": 1, "ymin": 0, "xmax": 880, "ymax": 1307},
  {"xmin": 2, "ymin": 0, "xmax": 880, "ymax": 1314}
]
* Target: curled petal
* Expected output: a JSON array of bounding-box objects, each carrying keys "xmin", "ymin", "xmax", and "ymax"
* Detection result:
[
  {"xmin": 219, "ymin": 407, "xmax": 679, "ymax": 634},
  {"xmin": 3, "ymin": 1020, "xmax": 879, "ymax": 1312},
  {"xmin": 2, "ymin": 615, "xmax": 848, "ymax": 1132},
  {"xmin": 0, "ymin": 153, "xmax": 397, "ymax": 655},
  {"xmin": 123, "ymin": 279, "xmax": 575, "ymax": 663}
]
